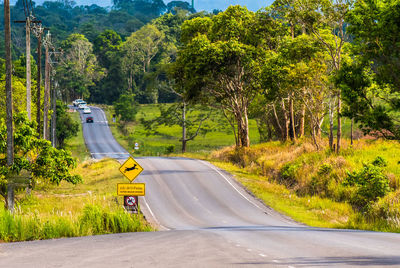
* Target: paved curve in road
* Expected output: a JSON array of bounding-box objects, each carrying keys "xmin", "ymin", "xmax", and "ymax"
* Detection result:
[{"xmin": 1, "ymin": 107, "xmax": 400, "ymax": 268}]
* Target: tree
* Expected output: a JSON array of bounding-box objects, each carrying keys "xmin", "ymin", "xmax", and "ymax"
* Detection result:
[
  {"xmin": 174, "ymin": 6, "xmax": 264, "ymax": 147},
  {"xmin": 55, "ymin": 100, "xmax": 79, "ymax": 148},
  {"xmin": 113, "ymin": 93, "xmax": 138, "ymax": 122},
  {"xmin": 121, "ymin": 24, "xmax": 164, "ymax": 102},
  {"xmin": 273, "ymin": 0, "xmax": 352, "ymax": 152},
  {"xmin": 344, "ymin": 0, "xmax": 400, "ymax": 139},
  {"xmin": 0, "ymin": 113, "xmax": 82, "ymax": 208},
  {"xmin": 91, "ymin": 30, "xmax": 125, "ymax": 104},
  {"xmin": 167, "ymin": 1, "xmax": 196, "ymax": 14},
  {"xmin": 56, "ymin": 33, "xmax": 105, "ymax": 101}
]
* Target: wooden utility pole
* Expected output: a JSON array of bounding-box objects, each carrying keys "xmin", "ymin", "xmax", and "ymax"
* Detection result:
[
  {"xmin": 34, "ymin": 27, "xmax": 44, "ymax": 137},
  {"xmin": 51, "ymin": 79, "xmax": 57, "ymax": 147},
  {"xmin": 43, "ymin": 32, "xmax": 51, "ymax": 140},
  {"xmin": 26, "ymin": 17, "xmax": 31, "ymax": 119},
  {"xmin": 15, "ymin": 8, "xmax": 41, "ymax": 120},
  {"xmin": 5, "ymin": 0, "xmax": 15, "ymax": 212}
]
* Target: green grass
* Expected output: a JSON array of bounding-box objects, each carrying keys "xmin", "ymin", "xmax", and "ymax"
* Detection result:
[
  {"xmin": 209, "ymin": 139, "xmax": 400, "ymax": 232},
  {"xmin": 103, "ymin": 104, "xmax": 260, "ymax": 156},
  {"xmin": 1, "ymin": 158, "xmax": 153, "ymax": 242},
  {"xmin": 212, "ymin": 160, "xmax": 356, "ymax": 229},
  {"xmin": 0, "ymin": 109, "xmax": 153, "ymax": 242}
]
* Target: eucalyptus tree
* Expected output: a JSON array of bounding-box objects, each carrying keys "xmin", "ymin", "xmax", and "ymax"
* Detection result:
[
  {"xmin": 121, "ymin": 24, "xmax": 165, "ymax": 102},
  {"xmin": 343, "ymin": 0, "xmax": 400, "ymax": 139},
  {"xmin": 272, "ymin": 0, "xmax": 353, "ymax": 152},
  {"xmin": 56, "ymin": 33, "xmax": 105, "ymax": 101},
  {"xmin": 174, "ymin": 6, "xmax": 266, "ymax": 147}
]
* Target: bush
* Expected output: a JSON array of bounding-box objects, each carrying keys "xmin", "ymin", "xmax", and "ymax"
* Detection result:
[
  {"xmin": 164, "ymin": 145, "xmax": 175, "ymax": 155},
  {"xmin": 343, "ymin": 157, "xmax": 391, "ymax": 210},
  {"xmin": 280, "ymin": 162, "xmax": 299, "ymax": 187}
]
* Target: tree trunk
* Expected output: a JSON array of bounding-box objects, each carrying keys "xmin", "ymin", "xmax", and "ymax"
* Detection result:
[
  {"xmin": 235, "ymin": 109, "xmax": 250, "ymax": 147},
  {"xmin": 36, "ymin": 35, "xmax": 42, "ymax": 137},
  {"xmin": 272, "ymin": 103, "xmax": 284, "ymax": 140},
  {"xmin": 43, "ymin": 44, "xmax": 50, "ymax": 140},
  {"xmin": 182, "ymin": 102, "xmax": 187, "ymax": 153},
  {"xmin": 26, "ymin": 17, "xmax": 31, "ymax": 120},
  {"xmin": 281, "ymin": 99, "xmax": 289, "ymax": 141},
  {"xmin": 5, "ymin": 0, "xmax": 14, "ymax": 212},
  {"xmin": 329, "ymin": 98, "xmax": 334, "ymax": 150},
  {"xmin": 336, "ymin": 93, "xmax": 342, "ymax": 153},
  {"xmin": 351, "ymin": 117, "xmax": 354, "ymax": 146},
  {"xmin": 289, "ymin": 93, "xmax": 296, "ymax": 141},
  {"xmin": 299, "ymin": 88, "xmax": 306, "ymax": 138}
]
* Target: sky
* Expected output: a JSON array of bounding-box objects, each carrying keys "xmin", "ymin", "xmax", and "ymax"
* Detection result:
[{"xmin": 10, "ymin": 0, "xmax": 275, "ymax": 12}]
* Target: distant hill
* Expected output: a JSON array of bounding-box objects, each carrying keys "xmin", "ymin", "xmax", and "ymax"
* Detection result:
[{"xmin": 10, "ymin": 0, "xmax": 273, "ymax": 11}]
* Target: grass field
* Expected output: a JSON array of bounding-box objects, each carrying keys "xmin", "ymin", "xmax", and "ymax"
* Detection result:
[
  {"xmin": 0, "ymin": 110, "xmax": 153, "ymax": 242},
  {"xmin": 103, "ymin": 104, "xmax": 260, "ymax": 156}
]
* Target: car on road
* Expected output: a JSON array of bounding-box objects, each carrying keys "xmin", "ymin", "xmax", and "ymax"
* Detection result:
[
  {"xmin": 83, "ymin": 107, "xmax": 91, "ymax": 114},
  {"xmin": 78, "ymin": 102, "xmax": 87, "ymax": 109},
  {"xmin": 73, "ymin": 99, "xmax": 85, "ymax": 107},
  {"xmin": 86, "ymin": 116, "xmax": 94, "ymax": 123}
]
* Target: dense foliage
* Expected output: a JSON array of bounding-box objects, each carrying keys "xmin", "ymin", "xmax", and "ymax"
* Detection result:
[{"xmin": 0, "ymin": 113, "xmax": 82, "ymax": 206}]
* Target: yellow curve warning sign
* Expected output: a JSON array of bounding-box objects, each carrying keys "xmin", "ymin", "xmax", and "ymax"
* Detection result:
[
  {"xmin": 119, "ymin": 157, "xmax": 144, "ymax": 182},
  {"xmin": 117, "ymin": 183, "xmax": 145, "ymax": 196}
]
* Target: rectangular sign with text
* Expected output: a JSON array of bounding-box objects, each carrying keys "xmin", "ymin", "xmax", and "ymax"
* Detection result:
[{"xmin": 117, "ymin": 183, "xmax": 146, "ymax": 196}]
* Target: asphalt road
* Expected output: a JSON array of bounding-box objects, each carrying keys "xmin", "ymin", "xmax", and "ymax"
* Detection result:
[{"xmin": 1, "ymin": 106, "xmax": 400, "ymax": 268}]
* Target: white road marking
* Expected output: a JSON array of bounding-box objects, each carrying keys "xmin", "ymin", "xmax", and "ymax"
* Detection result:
[
  {"xmin": 90, "ymin": 153, "xmax": 130, "ymax": 155},
  {"xmin": 259, "ymin": 254, "xmax": 266, "ymax": 257},
  {"xmin": 97, "ymin": 107, "xmax": 109, "ymax": 124},
  {"xmin": 247, "ymin": 248, "xmax": 252, "ymax": 252},
  {"xmin": 288, "ymin": 266, "xmax": 296, "ymax": 268},
  {"xmin": 236, "ymin": 244, "xmax": 241, "ymax": 247},
  {"xmin": 200, "ymin": 160, "xmax": 264, "ymax": 211},
  {"xmin": 142, "ymin": 196, "xmax": 170, "ymax": 231},
  {"xmin": 273, "ymin": 260, "xmax": 280, "ymax": 263}
]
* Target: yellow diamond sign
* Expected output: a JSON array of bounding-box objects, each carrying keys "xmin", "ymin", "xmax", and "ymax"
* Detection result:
[{"xmin": 119, "ymin": 157, "xmax": 144, "ymax": 182}]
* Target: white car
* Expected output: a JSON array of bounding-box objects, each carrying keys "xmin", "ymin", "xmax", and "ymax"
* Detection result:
[
  {"xmin": 78, "ymin": 102, "xmax": 87, "ymax": 109},
  {"xmin": 73, "ymin": 99, "xmax": 85, "ymax": 107},
  {"xmin": 83, "ymin": 107, "xmax": 91, "ymax": 114}
]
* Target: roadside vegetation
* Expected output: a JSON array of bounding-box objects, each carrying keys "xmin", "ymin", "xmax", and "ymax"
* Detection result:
[
  {"xmin": 0, "ymin": 158, "xmax": 152, "ymax": 242},
  {"xmin": 0, "ymin": 112, "xmax": 152, "ymax": 242},
  {"xmin": 210, "ymin": 140, "xmax": 400, "ymax": 232},
  {"xmin": 2, "ymin": 0, "xmax": 400, "ymax": 239}
]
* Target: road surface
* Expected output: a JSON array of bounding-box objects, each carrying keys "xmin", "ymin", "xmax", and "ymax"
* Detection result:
[{"xmin": 1, "ymin": 106, "xmax": 400, "ymax": 268}]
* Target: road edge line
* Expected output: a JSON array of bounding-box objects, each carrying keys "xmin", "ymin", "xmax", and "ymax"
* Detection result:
[{"xmin": 199, "ymin": 160, "xmax": 264, "ymax": 211}]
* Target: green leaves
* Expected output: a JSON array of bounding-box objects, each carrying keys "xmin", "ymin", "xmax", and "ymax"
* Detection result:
[
  {"xmin": 0, "ymin": 113, "xmax": 82, "ymax": 196},
  {"xmin": 343, "ymin": 157, "xmax": 391, "ymax": 210},
  {"xmin": 113, "ymin": 93, "xmax": 138, "ymax": 122}
]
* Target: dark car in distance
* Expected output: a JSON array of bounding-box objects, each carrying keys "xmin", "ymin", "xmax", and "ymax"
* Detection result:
[{"xmin": 86, "ymin": 116, "xmax": 94, "ymax": 123}]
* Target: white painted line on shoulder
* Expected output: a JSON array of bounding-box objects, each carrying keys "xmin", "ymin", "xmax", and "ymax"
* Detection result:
[
  {"xmin": 199, "ymin": 160, "xmax": 264, "ymax": 211},
  {"xmin": 259, "ymin": 254, "xmax": 266, "ymax": 257},
  {"xmin": 288, "ymin": 266, "xmax": 296, "ymax": 268},
  {"xmin": 90, "ymin": 153, "xmax": 130, "ymax": 155},
  {"xmin": 142, "ymin": 196, "xmax": 170, "ymax": 231},
  {"xmin": 273, "ymin": 260, "xmax": 280, "ymax": 263}
]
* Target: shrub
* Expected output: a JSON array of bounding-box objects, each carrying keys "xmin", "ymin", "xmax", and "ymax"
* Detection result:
[
  {"xmin": 280, "ymin": 163, "xmax": 299, "ymax": 187},
  {"xmin": 343, "ymin": 157, "xmax": 391, "ymax": 210},
  {"xmin": 164, "ymin": 145, "xmax": 175, "ymax": 155}
]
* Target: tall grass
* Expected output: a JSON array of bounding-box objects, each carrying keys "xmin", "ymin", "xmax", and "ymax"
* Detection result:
[
  {"xmin": 211, "ymin": 139, "xmax": 400, "ymax": 232},
  {"xmin": 0, "ymin": 204, "xmax": 152, "ymax": 242}
]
